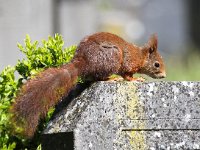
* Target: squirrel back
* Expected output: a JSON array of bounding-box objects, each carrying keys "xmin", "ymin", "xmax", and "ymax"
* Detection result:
[{"xmin": 11, "ymin": 32, "xmax": 166, "ymax": 138}]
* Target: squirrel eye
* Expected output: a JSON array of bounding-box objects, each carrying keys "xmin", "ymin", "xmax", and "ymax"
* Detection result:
[{"xmin": 154, "ymin": 62, "xmax": 160, "ymax": 68}]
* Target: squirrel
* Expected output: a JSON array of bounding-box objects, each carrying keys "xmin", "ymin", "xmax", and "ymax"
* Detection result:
[{"xmin": 10, "ymin": 32, "xmax": 166, "ymax": 138}]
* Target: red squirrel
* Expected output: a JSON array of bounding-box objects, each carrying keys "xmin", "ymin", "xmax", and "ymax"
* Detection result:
[{"xmin": 11, "ymin": 32, "xmax": 166, "ymax": 138}]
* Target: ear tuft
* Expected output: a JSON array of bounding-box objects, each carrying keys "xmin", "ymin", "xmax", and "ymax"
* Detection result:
[{"xmin": 148, "ymin": 33, "xmax": 158, "ymax": 50}]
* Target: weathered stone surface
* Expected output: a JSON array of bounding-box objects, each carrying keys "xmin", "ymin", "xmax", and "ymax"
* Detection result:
[{"xmin": 43, "ymin": 81, "xmax": 200, "ymax": 149}]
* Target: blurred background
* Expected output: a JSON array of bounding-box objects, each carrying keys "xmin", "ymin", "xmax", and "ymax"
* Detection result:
[{"xmin": 0, "ymin": 0, "xmax": 199, "ymax": 80}]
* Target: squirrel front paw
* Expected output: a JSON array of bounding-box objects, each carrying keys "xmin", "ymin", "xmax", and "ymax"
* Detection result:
[{"xmin": 123, "ymin": 75, "xmax": 146, "ymax": 82}]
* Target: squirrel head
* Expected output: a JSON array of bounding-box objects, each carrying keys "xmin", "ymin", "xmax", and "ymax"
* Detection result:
[{"xmin": 140, "ymin": 34, "xmax": 166, "ymax": 79}]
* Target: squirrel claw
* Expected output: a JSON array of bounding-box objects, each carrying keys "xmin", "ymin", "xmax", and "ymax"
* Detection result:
[{"xmin": 133, "ymin": 77, "xmax": 146, "ymax": 82}]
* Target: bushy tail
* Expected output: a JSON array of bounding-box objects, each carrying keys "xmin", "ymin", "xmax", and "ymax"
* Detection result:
[{"xmin": 10, "ymin": 62, "xmax": 80, "ymax": 138}]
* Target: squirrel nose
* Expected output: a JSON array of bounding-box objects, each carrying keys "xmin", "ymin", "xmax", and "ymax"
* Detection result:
[{"xmin": 159, "ymin": 71, "xmax": 166, "ymax": 78}]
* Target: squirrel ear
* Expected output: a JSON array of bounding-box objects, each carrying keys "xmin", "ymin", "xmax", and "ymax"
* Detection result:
[{"xmin": 148, "ymin": 33, "xmax": 158, "ymax": 53}]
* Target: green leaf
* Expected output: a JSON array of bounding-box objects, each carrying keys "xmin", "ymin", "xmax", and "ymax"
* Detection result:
[{"xmin": 0, "ymin": 34, "xmax": 77, "ymax": 149}]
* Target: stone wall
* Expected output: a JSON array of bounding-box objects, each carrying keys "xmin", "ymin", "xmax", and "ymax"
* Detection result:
[{"xmin": 43, "ymin": 81, "xmax": 200, "ymax": 150}]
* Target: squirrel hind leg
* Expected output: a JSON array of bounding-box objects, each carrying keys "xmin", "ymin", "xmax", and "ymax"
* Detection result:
[{"xmin": 81, "ymin": 42, "xmax": 123, "ymax": 80}]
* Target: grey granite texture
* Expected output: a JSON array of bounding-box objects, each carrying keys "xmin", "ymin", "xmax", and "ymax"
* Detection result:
[{"xmin": 44, "ymin": 81, "xmax": 200, "ymax": 150}]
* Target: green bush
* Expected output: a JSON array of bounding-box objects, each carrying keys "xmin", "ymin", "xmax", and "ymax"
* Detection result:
[{"xmin": 0, "ymin": 34, "xmax": 76, "ymax": 149}]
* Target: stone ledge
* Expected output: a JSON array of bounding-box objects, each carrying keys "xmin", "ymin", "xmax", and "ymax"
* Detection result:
[{"xmin": 42, "ymin": 81, "xmax": 200, "ymax": 150}]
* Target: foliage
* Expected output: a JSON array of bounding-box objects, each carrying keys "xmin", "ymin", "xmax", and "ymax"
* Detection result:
[{"xmin": 0, "ymin": 34, "xmax": 77, "ymax": 149}]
